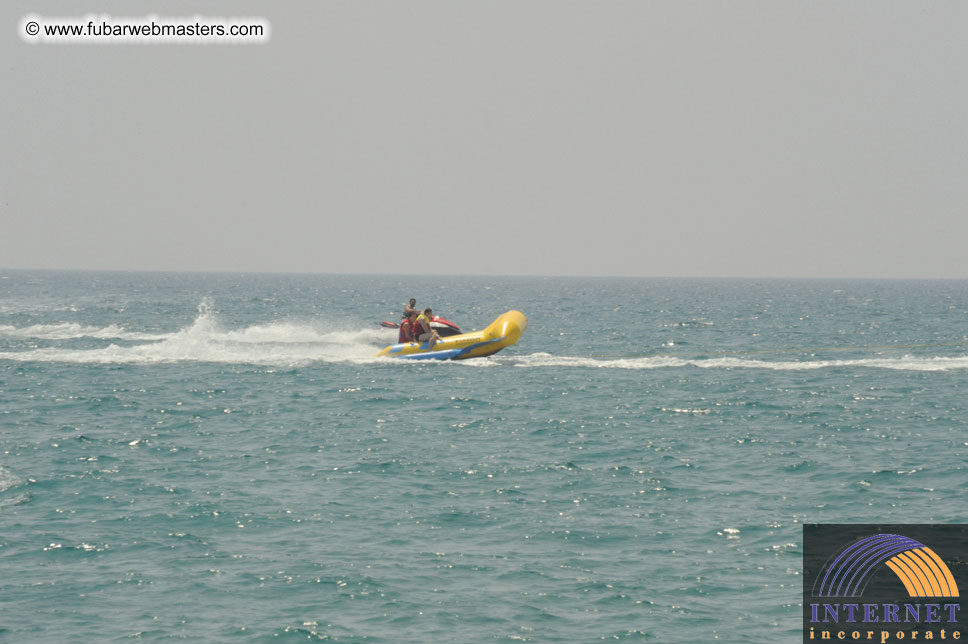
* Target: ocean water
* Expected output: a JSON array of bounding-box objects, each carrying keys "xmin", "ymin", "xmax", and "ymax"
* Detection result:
[{"xmin": 1, "ymin": 271, "xmax": 966, "ymax": 643}]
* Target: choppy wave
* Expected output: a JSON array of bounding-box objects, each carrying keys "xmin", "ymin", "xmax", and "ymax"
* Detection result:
[
  {"xmin": 507, "ymin": 352, "xmax": 968, "ymax": 372},
  {"xmin": 0, "ymin": 303, "xmax": 393, "ymax": 366}
]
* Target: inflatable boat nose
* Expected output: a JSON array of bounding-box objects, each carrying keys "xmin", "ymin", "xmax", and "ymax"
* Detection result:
[{"xmin": 488, "ymin": 310, "xmax": 527, "ymax": 344}]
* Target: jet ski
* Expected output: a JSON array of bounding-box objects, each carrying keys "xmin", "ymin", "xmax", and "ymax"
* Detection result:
[
  {"xmin": 377, "ymin": 311, "xmax": 527, "ymax": 361},
  {"xmin": 380, "ymin": 315, "xmax": 462, "ymax": 337}
]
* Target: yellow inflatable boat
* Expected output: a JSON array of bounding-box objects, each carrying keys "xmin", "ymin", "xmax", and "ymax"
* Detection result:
[{"xmin": 377, "ymin": 311, "xmax": 527, "ymax": 360}]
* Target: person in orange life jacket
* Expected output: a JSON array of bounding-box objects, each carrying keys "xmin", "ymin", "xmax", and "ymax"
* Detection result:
[
  {"xmin": 398, "ymin": 311, "xmax": 417, "ymax": 343},
  {"xmin": 413, "ymin": 308, "xmax": 440, "ymax": 349}
]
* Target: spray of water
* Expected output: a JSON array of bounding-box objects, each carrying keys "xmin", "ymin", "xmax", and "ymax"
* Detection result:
[
  {"xmin": 2, "ymin": 302, "xmax": 967, "ymax": 370},
  {"xmin": 0, "ymin": 300, "xmax": 394, "ymax": 366}
]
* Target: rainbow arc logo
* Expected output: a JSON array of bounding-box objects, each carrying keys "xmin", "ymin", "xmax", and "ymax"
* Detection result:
[{"xmin": 814, "ymin": 533, "xmax": 960, "ymax": 598}]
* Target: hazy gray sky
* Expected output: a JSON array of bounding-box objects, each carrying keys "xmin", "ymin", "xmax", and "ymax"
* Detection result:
[{"xmin": 3, "ymin": 1, "xmax": 967, "ymax": 278}]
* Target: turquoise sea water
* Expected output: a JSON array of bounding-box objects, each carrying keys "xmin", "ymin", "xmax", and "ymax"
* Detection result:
[{"xmin": 1, "ymin": 271, "xmax": 966, "ymax": 643}]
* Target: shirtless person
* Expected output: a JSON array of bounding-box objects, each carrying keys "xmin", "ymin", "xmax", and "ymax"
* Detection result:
[{"xmin": 403, "ymin": 298, "xmax": 419, "ymax": 318}]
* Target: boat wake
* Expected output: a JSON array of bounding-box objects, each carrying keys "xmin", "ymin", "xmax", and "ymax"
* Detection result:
[
  {"xmin": 0, "ymin": 322, "xmax": 167, "ymax": 342},
  {"xmin": 3, "ymin": 303, "xmax": 967, "ymax": 371},
  {"xmin": 0, "ymin": 302, "xmax": 392, "ymax": 366},
  {"xmin": 503, "ymin": 352, "xmax": 968, "ymax": 372}
]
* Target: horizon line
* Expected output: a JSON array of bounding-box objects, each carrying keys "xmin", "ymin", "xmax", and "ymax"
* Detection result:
[{"xmin": 2, "ymin": 266, "xmax": 968, "ymax": 281}]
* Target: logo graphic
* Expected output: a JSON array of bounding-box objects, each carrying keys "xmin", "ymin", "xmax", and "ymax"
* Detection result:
[
  {"xmin": 803, "ymin": 525, "xmax": 966, "ymax": 643},
  {"xmin": 814, "ymin": 533, "xmax": 960, "ymax": 598}
]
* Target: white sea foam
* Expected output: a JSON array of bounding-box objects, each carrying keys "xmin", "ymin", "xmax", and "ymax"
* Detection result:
[
  {"xmin": 0, "ymin": 322, "xmax": 167, "ymax": 341},
  {"xmin": 0, "ymin": 466, "xmax": 20, "ymax": 493},
  {"xmin": 0, "ymin": 303, "xmax": 394, "ymax": 366},
  {"xmin": 4, "ymin": 305, "xmax": 967, "ymax": 371},
  {"xmin": 507, "ymin": 352, "xmax": 968, "ymax": 372},
  {"xmin": 0, "ymin": 466, "xmax": 29, "ymax": 508}
]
